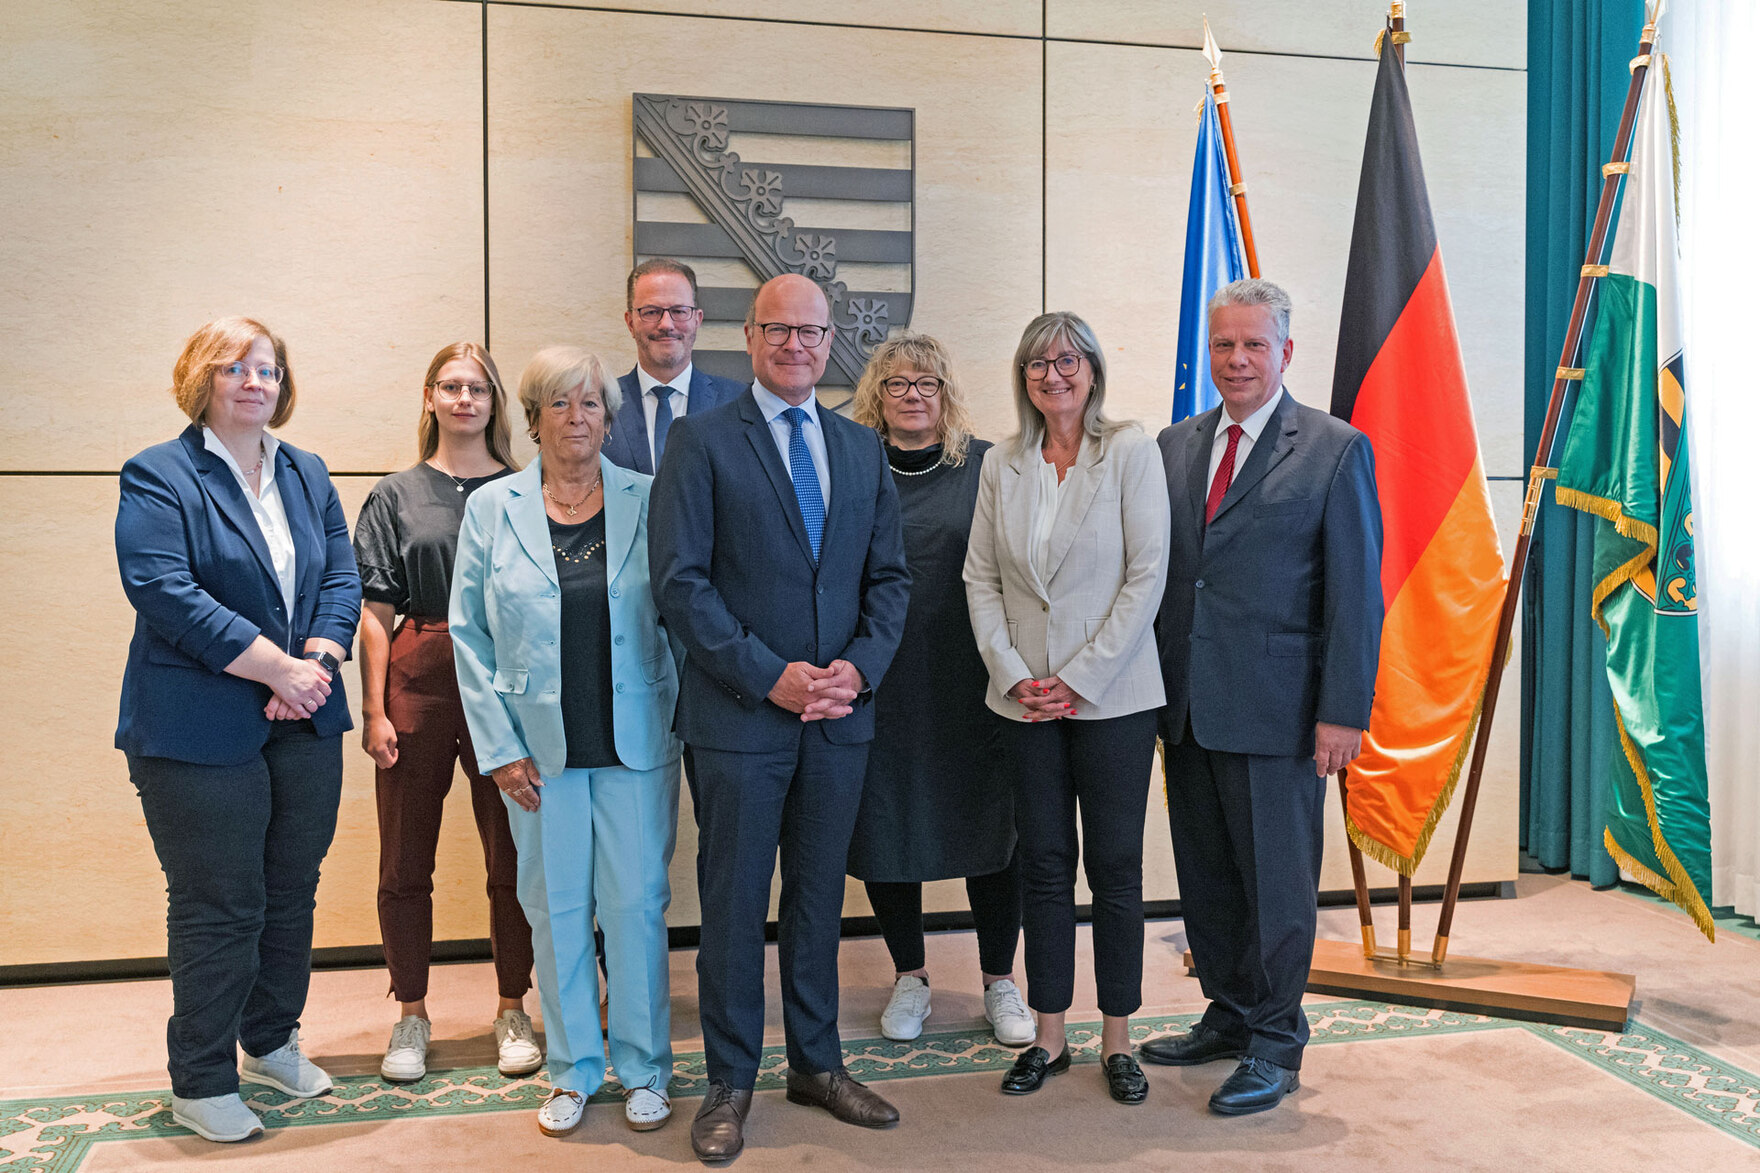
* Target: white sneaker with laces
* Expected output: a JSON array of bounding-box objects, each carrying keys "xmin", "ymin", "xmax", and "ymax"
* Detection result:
[
  {"xmin": 984, "ymin": 978, "xmax": 1036, "ymax": 1047},
  {"xmin": 537, "ymin": 1088, "xmax": 586, "ymax": 1136},
  {"xmin": 624, "ymin": 1084, "xmax": 671, "ymax": 1131},
  {"xmin": 240, "ymin": 1028, "xmax": 333, "ymax": 1098},
  {"xmin": 495, "ymin": 1008, "xmax": 544, "ymax": 1076},
  {"xmin": 879, "ymin": 974, "xmax": 931, "ymax": 1041},
  {"xmin": 170, "ymin": 1093, "xmax": 264, "ymax": 1142},
  {"xmin": 381, "ymin": 1015, "xmax": 431, "ymax": 1083}
]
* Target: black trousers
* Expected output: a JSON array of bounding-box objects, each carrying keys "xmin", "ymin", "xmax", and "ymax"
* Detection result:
[
  {"xmin": 1163, "ymin": 718, "xmax": 1326, "ymax": 1070},
  {"xmin": 1006, "ymin": 710, "xmax": 1158, "ymax": 1017},
  {"xmin": 864, "ymin": 853, "xmax": 1021, "ymax": 976},
  {"xmin": 129, "ymin": 720, "xmax": 343, "ymax": 1099}
]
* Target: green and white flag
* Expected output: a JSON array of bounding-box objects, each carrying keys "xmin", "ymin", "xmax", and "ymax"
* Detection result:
[{"xmin": 1556, "ymin": 54, "xmax": 1713, "ymax": 940}]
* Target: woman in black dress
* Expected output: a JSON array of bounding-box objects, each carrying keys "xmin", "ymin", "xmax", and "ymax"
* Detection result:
[{"xmin": 848, "ymin": 333, "xmax": 1030, "ymax": 1048}]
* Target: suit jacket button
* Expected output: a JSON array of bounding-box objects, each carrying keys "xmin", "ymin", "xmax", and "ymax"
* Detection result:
[
  {"xmin": 1042, "ymin": 602, "xmax": 1049, "ymax": 612},
  {"xmin": 1195, "ymin": 579, "xmax": 1206, "ymax": 589},
  {"xmin": 610, "ymin": 587, "xmax": 620, "ymax": 598},
  {"xmin": 614, "ymin": 635, "xmax": 625, "ymax": 645},
  {"xmin": 616, "ymin": 682, "xmax": 626, "ymax": 694}
]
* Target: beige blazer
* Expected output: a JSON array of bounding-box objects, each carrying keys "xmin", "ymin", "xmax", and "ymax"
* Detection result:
[{"xmin": 963, "ymin": 426, "xmax": 1170, "ymax": 721}]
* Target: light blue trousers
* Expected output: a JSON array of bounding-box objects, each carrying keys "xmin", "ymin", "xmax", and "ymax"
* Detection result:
[{"xmin": 502, "ymin": 759, "xmax": 680, "ymax": 1095}]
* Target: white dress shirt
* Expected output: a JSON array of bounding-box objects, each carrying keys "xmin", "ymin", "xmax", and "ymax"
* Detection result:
[
  {"xmin": 1207, "ymin": 386, "xmax": 1286, "ymax": 486},
  {"xmin": 1029, "ymin": 446, "xmax": 1072, "ymax": 587},
  {"xmin": 204, "ymin": 427, "xmax": 296, "ymax": 619},
  {"xmin": 635, "ymin": 362, "xmax": 691, "ymax": 470},
  {"xmin": 751, "ymin": 380, "xmax": 831, "ymax": 509}
]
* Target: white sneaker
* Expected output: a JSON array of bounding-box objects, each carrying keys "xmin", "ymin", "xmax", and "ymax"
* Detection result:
[
  {"xmin": 537, "ymin": 1088, "xmax": 586, "ymax": 1136},
  {"xmin": 380, "ymin": 1015, "xmax": 431, "ymax": 1083},
  {"xmin": 879, "ymin": 975, "xmax": 931, "ymax": 1041},
  {"xmin": 495, "ymin": 1008, "xmax": 544, "ymax": 1076},
  {"xmin": 170, "ymin": 1093, "xmax": 264, "ymax": 1143},
  {"xmin": 624, "ymin": 1083, "xmax": 671, "ymax": 1131},
  {"xmin": 984, "ymin": 979, "xmax": 1036, "ymax": 1047},
  {"xmin": 241, "ymin": 1028, "xmax": 333, "ymax": 1098}
]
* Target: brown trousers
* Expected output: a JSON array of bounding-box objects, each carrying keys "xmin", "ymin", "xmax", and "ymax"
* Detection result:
[{"xmin": 376, "ymin": 618, "xmax": 532, "ymax": 1001}]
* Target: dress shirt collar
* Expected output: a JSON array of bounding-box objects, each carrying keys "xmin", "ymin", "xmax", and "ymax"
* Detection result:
[
  {"xmin": 752, "ymin": 379, "xmax": 820, "ymax": 427},
  {"xmin": 636, "ymin": 362, "xmax": 693, "ymax": 399},
  {"xmin": 203, "ymin": 426, "xmax": 280, "ymax": 495},
  {"xmin": 1221, "ymin": 386, "xmax": 1284, "ymax": 443}
]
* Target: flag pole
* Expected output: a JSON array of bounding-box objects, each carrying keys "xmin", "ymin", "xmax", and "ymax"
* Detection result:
[
  {"xmin": 1388, "ymin": 0, "xmax": 1414, "ymax": 964},
  {"xmin": 1430, "ymin": 9, "xmax": 1660, "ymax": 965},
  {"xmin": 1204, "ymin": 19, "xmax": 1261, "ymax": 279}
]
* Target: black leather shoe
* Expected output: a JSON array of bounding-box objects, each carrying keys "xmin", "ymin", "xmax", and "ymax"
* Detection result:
[
  {"xmin": 1102, "ymin": 1053, "xmax": 1148, "ymax": 1105},
  {"xmin": 691, "ymin": 1081, "xmax": 754, "ymax": 1162},
  {"xmin": 1208, "ymin": 1056, "xmax": 1300, "ymax": 1116},
  {"xmin": 1139, "ymin": 1023, "xmax": 1247, "ymax": 1067},
  {"xmin": 1000, "ymin": 1045, "xmax": 1070, "ymax": 1095}
]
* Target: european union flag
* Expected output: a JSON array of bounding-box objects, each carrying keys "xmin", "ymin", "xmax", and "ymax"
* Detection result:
[{"xmin": 1174, "ymin": 90, "xmax": 1248, "ymax": 422}]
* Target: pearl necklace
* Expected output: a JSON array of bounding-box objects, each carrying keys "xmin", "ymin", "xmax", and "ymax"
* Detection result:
[{"xmin": 887, "ymin": 457, "xmax": 944, "ymax": 477}]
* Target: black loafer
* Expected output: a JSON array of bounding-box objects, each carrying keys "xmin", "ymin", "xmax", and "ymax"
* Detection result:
[
  {"xmin": 1000, "ymin": 1045, "xmax": 1070, "ymax": 1095},
  {"xmin": 1102, "ymin": 1053, "xmax": 1148, "ymax": 1104},
  {"xmin": 1208, "ymin": 1056, "xmax": 1299, "ymax": 1116},
  {"xmin": 1139, "ymin": 1023, "xmax": 1247, "ymax": 1067}
]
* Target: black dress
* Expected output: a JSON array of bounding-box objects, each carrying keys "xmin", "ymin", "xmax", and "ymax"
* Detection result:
[{"xmin": 847, "ymin": 439, "xmax": 1013, "ymax": 882}]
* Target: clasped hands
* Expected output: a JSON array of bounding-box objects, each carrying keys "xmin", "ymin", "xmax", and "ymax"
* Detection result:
[
  {"xmin": 769, "ymin": 659, "xmax": 864, "ymax": 721},
  {"xmin": 264, "ymin": 640, "xmax": 346, "ymax": 721},
  {"xmin": 1007, "ymin": 675, "xmax": 1081, "ymax": 721}
]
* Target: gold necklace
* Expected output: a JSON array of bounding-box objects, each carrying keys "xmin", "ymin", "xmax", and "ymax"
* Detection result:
[{"xmin": 542, "ymin": 476, "xmax": 602, "ymax": 517}]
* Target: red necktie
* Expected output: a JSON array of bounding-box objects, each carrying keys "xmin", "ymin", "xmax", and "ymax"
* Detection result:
[{"xmin": 1205, "ymin": 424, "xmax": 1243, "ymax": 524}]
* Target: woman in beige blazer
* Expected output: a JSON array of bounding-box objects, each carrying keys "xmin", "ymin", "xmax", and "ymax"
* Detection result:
[{"xmin": 963, "ymin": 311, "xmax": 1169, "ymax": 1106}]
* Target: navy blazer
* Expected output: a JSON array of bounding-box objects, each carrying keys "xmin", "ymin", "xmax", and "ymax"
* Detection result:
[
  {"xmin": 115, "ymin": 425, "xmax": 362, "ymax": 765},
  {"xmin": 1154, "ymin": 392, "xmax": 1383, "ymax": 757},
  {"xmin": 600, "ymin": 365, "xmax": 746, "ymax": 476},
  {"xmin": 648, "ymin": 387, "xmax": 911, "ymax": 751}
]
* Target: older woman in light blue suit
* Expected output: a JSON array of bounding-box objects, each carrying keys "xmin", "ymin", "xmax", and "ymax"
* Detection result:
[{"xmin": 451, "ymin": 346, "xmax": 682, "ymax": 1138}]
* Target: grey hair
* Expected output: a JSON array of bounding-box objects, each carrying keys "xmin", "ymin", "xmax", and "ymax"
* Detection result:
[
  {"xmin": 516, "ymin": 345, "xmax": 617, "ymax": 440},
  {"xmin": 1009, "ymin": 311, "xmax": 1136, "ymax": 458},
  {"xmin": 1207, "ymin": 278, "xmax": 1294, "ymax": 343}
]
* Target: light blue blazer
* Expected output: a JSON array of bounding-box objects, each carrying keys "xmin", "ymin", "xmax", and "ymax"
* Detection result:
[{"xmin": 451, "ymin": 454, "xmax": 682, "ymax": 777}]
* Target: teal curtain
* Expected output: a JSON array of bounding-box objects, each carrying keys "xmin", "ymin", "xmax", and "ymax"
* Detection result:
[{"xmin": 1521, "ymin": 0, "xmax": 1647, "ymax": 885}]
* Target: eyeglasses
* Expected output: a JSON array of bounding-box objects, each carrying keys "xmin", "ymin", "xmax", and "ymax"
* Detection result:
[
  {"xmin": 215, "ymin": 361, "xmax": 284, "ymax": 385},
  {"xmin": 432, "ymin": 380, "xmax": 492, "ymax": 402},
  {"xmin": 1023, "ymin": 353, "xmax": 1084, "ymax": 381},
  {"xmin": 756, "ymin": 322, "xmax": 829, "ymax": 347},
  {"xmin": 633, "ymin": 305, "xmax": 700, "ymax": 324},
  {"xmin": 881, "ymin": 376, "xmax": 942, "ymax": 398}
]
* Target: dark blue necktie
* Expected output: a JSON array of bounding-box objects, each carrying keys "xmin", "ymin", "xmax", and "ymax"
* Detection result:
[
  {"xmin": 651, "ymin": 385, "xmax": 676, "ymax": 469},
  {"xmin": 782, "ymin": 406, "xmax": 824, "ymax": 561}
]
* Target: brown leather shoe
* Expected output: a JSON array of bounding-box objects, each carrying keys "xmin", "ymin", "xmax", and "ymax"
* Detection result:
[
  {"xmin": 784, "ymin": 1067, "xmax": 900, "ymax": 1128},
  {"xmin": 691, "ymin": 1081, "xmax": 753, "ymax": 1163}
]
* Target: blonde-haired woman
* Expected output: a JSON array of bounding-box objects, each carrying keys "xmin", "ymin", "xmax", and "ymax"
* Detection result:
[
  {"xmin": 115, "ymin": 317, "xmax": 361, "ymax": 1142},
  {"xmin": 846, "ymin": 334, "xmax": 1030, "ymax": 1049},
  {"xmin": 963, "ymin": 312, "xmax": 1169, "ymax": 1106},
  {"xmin": 352, "ymin": 343, "xmax": 539, "ymax": 1085},
  {"xmin": 451, "ymin": 346, "xmax": 683, "ymax": 1136}
]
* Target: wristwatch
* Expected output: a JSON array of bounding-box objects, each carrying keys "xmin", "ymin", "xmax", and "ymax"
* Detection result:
[{"xmin": 303, "ymin": 649, "xmax": 342, "ymax": 676}]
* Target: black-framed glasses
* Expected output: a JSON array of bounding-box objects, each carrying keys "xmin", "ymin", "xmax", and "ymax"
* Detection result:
[
  {"xmin": 881, "ymin": 375, "xmax": 942, "ymax": 398},
  {"xmin": 757, "ymin": 322, "xmax": 829, "ymax": 347},
  {"xmin": 432, "ymin": 380, "xmax": 492, "ymax": 402},
  {"xmin": 633, "ymin": 305, "xmax": 700, "ymax": 324},
  {"xmin": 214, "ymin": 361, "xmax": 284, "ymax": 385},
  {"xmin": 1022, "ymin": 353, "xmax": 1084, "ymax": 380}
]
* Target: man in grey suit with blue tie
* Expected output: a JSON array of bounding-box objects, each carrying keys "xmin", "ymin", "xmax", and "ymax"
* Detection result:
[
  {"xmin": 650, "ymin": 273, "xmax": 910, "ymax": 1162},
  {"xmin": 1145, "ymin": 279, "xmax": 1383, "ymax": 1115},
  {"xmin": 601, "ymin": 258, "xmax": 745, "ymax": 476}
]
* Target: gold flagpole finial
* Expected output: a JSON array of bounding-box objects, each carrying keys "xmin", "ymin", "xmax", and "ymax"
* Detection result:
[
  {"xmin": 1202, "ymin": 17, "xmax": 1224, "ymax": 85},
  {"xmin": 1391, "ymin": 1, "xmax": 1407, "ymax": 18}
]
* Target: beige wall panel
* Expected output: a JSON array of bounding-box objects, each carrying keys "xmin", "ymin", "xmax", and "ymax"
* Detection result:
[
  {"xmin": 1045, "ymin": 44, "xmax": 1525, "ymax": 478},
  {"xmin": 0, "ymin": 0, "xmax": 484, "ymax": 475},
  {"xmin": 1046, "ymin": 1, "xmax": 1526, "ymax": 71},
  {"xmin": 484, "ymin": 5, "xmax": 1044, "ymax": 444},
  {"xmin": 513, "ymin": 1, "xmax": 1041, "ymax": 38}
]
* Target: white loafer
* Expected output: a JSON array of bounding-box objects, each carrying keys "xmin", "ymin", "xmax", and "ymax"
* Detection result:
[
  {"xmin": 537, "ymin": 1088, "xmax": 587, "ymax": 1136},
  {"xmin": 381, "ymin": 1015, "xmax": 431, "ymax": 1083},
  {"xmin": 624, "ymin": 1084, "xmax": 671, "ymax": 1131},
  {"xmin": 241, "ymin": 1028, "xmax": 333, "ymax": 1098},
  {"xmin": 879, "ymin": 975, "xmax": 931, "ymax": 1041},
  {"xmin": 984, "ymin": 979, "xmax": 1036, "ymax": 1047},
  {"xmin": 495, "ymin": 1009, "xmax": 544, "ymax": 1077},
  {"xmin": 170, "ymin": 1093, "xmax": 264, "ymax": 1143}
]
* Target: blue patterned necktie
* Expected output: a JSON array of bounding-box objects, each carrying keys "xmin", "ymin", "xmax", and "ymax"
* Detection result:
[
  {"xmin": 782, "ymin": 406, "xmax": 824, "ymax": 561},
  {"xmin": 651, "ymin": 385, "xmax": 675, "ymax": 469}
]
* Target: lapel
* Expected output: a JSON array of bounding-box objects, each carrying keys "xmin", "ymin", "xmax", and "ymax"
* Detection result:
[
  {"xmin": 503, "ymin": 459, "xmax": 559, "ymax": 586},
  {"xmin": 274, "ymin": 444, "xmax": 322, "ymax": 601},
  {"xmin": 1185, "ymin": 407, "xmax": 1220, "ymax": 537},
  {"xmin": 181, "ymin": 426, "xmax": 279, "ymax": 589},
  {"xmin": 740, "ymin": 389, "xmax": 819, "ymax": 568},
  {"xmin": 818, "ymin": 407, "xmax": 856, "ymax": 561},
  {"xmin": 1000, "ymin": 445, "xmax": 1050, "ymax": 599},
  {"xmin": 1209, "ymin": 390, "xmax": 1298, "ymax": 525},
  {"xmin": 1043, "ymin": 435, "xmax": 1108, "ymax": 586},
  {"xmin": 685, "ymin": 366, "xmax": 713, "ymax": 414},
  {"xmin": 601, "ymin": 456, "xmax": 641, "ymax": 584},
  {"xmin": 617, "ymin": 370, "xmax": 654, "ymax": 476}
]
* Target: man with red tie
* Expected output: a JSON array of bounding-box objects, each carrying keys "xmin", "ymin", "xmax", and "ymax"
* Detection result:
[{"xmin": 1145, "ymin": 278, "xmax": 1383, "ymax": 1115}]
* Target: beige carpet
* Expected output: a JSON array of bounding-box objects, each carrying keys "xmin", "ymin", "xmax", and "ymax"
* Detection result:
[{"xmin": 6, "ymin": 874, "xmax": 1759, "ymax": 1170}]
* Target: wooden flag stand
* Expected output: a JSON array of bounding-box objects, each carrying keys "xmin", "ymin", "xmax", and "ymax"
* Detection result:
[{"xmin": 1219, "ymin": 3, "xmax": 1656, "ymax": 1031}]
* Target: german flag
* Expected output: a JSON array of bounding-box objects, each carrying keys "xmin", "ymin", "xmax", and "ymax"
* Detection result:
[{"xmin": 1329, "ymin": 31, "xmax": 1507, "ymax": 876}]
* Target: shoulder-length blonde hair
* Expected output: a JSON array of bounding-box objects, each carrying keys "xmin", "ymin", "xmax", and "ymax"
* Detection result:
[
  {"xmin": 516, "ymin": 346, "xmax": 618, "ymax": 442},
  {"xmin": 1008, "ymin": 311, "xmax": 1135, "ymax": 458},
  {"xmin": 170, "ymin": 316, "xmax": 295, "ymax": 428},
  {"xmin": 851, "ymin": 332, "xmax": 975, "ymax": 466},
  {"xmin": 418, "ymin": 342, "xmax": 519, "ymax": 470}
]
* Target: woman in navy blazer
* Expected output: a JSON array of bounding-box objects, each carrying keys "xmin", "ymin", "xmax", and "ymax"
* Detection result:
[{"xmin": 115, "ymin": 317, "xmax": 361, "ymax": 1144}]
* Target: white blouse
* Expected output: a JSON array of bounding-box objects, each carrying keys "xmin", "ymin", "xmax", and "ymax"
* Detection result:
[{"xmin": 204, "ymin": 428, "xmax": 297, "ymax": 622}]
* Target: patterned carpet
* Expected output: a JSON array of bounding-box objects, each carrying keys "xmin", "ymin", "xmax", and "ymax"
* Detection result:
[{"xmin": 6, "ymin": 1000, "xmax": 1759, "ymax": 1171}]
